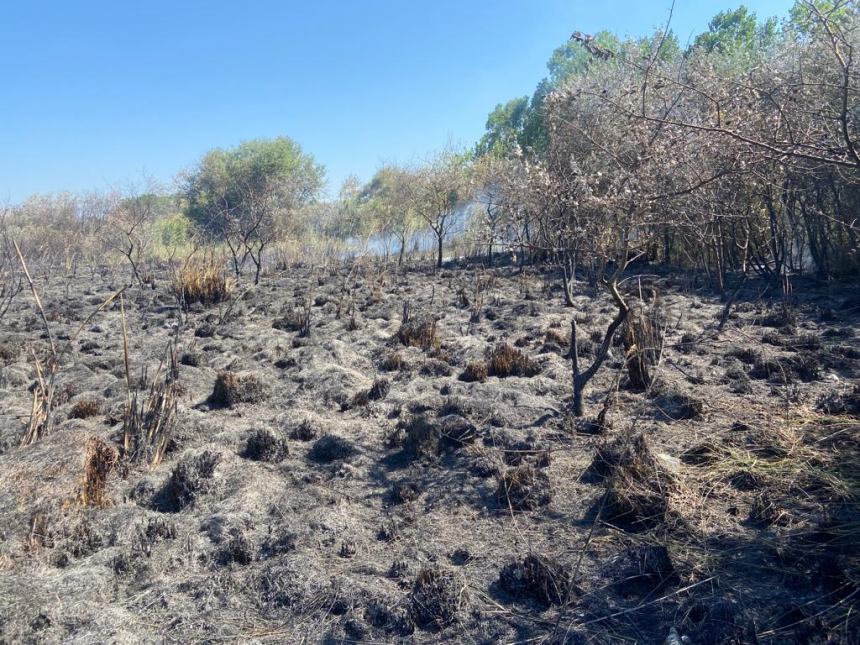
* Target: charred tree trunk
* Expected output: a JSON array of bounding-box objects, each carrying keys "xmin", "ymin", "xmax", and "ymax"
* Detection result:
[{"xmin": 571, "ymin": 277, "xmax": 629, "ymax": 417}]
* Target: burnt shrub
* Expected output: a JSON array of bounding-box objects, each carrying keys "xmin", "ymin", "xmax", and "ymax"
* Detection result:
[
  {"xmin": 653, "ymin": 390, "xmax": 704, "ymax": 421},
  {"xmin": 403, "ymin": 414, "xmax": 440, "ymax": 459},
  {"xmin": 496, "ymin": 464, "xmax": 552, "ymax": 510},
  {"xmin": 817, "ymin": 385, "xmax": 860, "ymax": 416},
  {"xmin": 437, "ymin": 414, "xmax": 477, "ymax": 448},
  {"xmin": 487, "ymin": 343, "xmax": 540, "ymax": 378},
  {"xmin": 242, "ymin": 428, "xmax": 289, "ymax": 463},
  {"xmin": 69, "ymin": 399, "xmax": 101, "ymax": 420},
  {"xmin": 409, "ymin": 565, "xmax": 466, "ymax": 631},
  {"xmin": 288, "ymin": 418, "xmax": 319, "ymax": 441},
  {"xmin": 308, "ymin": 434, "xmax": 358, "ymax": 463},
  {"xmin": 498, "ymin": 554, "xmax": 573, "ymax": 607},
  {"xmin": 209, "ymin": 371, "xmax": 267, "ymax": 407},
  {"xmin": 605, "ymin": 545, "xmax": 677, "ymax": 597},
  {"xmin": 601, "ymin": 471, "xmax": 671, "ymax": 532},
  {"xmin": 219, "ymin": 528, "xmax": 255, "ymax": 566},
  {"xmin": 152, "ymin": 451, "xmax": 220, "ymax": 513},
  {"xmin": 585, "ymin": 433, "xmax": 675, "ymax": 532},
  {"xmin": 398, "ymin": 316, "xmax": 439, "ymax": 351},
  {"xmin": 459, "ymin": 360, "xmax": 488, "ymax": 383}
]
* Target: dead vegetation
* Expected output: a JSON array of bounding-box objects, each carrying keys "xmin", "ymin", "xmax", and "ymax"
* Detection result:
[
  {"xmin": 0, "ymin": 260, "xmax": 857, "ymax": 644},
  {"xmin": 78, "ymin": 436, "xmax": 118, "ymax": 507},
  {"xmin": 486, "ymin": 342, "xmax": 540, "ymax": 378},
  {"xmin": 209, "ymin": 370, "xmax": 267, "ymax": 407},
  {"xmin": 172, "ymin": 259, "xmax": 233, "ymax": 307}
]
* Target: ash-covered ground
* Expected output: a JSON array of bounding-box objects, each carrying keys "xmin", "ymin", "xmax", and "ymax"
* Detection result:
[{"xmin": 0, "ymin": 262, "xmax": 857, "ymax": 644}]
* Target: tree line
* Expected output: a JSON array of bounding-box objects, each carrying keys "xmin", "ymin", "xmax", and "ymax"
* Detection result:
[{"xmin": 2, "ymin": 1, "xmax": 856, "ymax": 291}]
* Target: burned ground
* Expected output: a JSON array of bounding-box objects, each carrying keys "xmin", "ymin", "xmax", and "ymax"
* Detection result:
[{"xmin": 0, "ymin": 262, "xmax": 857, "ymax": 643}]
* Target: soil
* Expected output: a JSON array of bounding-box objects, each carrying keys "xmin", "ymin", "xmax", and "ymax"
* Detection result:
[{"xmin": 0, "ymin": 262, "xmax": 857, "ymax": 643}]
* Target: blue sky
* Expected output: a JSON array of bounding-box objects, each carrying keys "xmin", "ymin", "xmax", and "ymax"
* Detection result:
[{"xmin": 1, "ymin": 0, "xmax": 795, "ymax": 202}]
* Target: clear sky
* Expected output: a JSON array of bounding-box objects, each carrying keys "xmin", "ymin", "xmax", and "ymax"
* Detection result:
[{"xmin": 1, "ymin": 0, "xmax": 795, "ymax": 202}]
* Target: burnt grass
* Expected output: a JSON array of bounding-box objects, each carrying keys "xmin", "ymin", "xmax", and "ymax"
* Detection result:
[{"xmin": 0, "ymin": 262, "xmax": 858, "ymax": 643}]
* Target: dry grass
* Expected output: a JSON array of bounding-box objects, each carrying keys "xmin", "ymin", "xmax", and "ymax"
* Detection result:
[
  {"xmin": 122, "ymin": 344, "xmax": 179, "ymax": 467},
  {"xmin": 69, "ymin": 398, "xmax": 101, "ymax": 419},
  {"xmin": 487, "ymin": 342, "xmax": 540, "ymax": 378},
  {"xmin": 172, "ymin": 260, "xmax": 234, "ymax": 307},
  {"xmin": 78, "ymin": 436, "xmax": 118, "ymax": 507},
  {"xmin": 397, "ymin": 315, "xmax": 439, "ymax": 351}
]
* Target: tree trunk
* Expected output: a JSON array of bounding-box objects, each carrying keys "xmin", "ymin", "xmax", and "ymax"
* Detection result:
[
  {"xmin": 436, "ymin": 235, "xmax": 443, "ymax": 269},
  {"xmin": 570, "ymin": 278, "xmax": 629, "ymax": 417}
]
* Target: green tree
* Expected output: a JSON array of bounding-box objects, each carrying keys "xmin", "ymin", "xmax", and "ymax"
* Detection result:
[
  {"xmin": 694, "ymin": 6, "xmax": 778, "ymax": 53},
  {"xmin": 359, "ymin": 165, "xmax": 420, "ymax": 265},
  {"xmin": 183, "ymin": 137, "xmax": 324, "ymax": 283}
]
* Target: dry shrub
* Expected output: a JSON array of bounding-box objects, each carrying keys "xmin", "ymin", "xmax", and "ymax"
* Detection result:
[
  {"xmin": 459, "ymin": 360, "xmax": 488, "ymax": 383},
  {"xmin": 496, "ymin": 464, "xmax": 552, "ymax": 510},
  {"xmin": 172, "ymin": 261, "xmax": 233, "ymax": 307},
  {"xmin": 498, "ymin": 554, "xmax": 573, "ymax": 607},
  {"xmin": 69, "ymin": 398, "xmax": 101, "ymax": 419},
  {"xmin": 209, "ymin": 371, "xmax": 267, "ymax": 407},
  {"xmin": 79, "ymin": 436, "xmax": 118, "ymax": 507},
  {"xmin": 409, "ymin": 565, "xmax": 466, "ymax": 631},
  {"xmin": 487, "ymin": 343, "xmax": 540, "ymax": 378},
  {"xmin": 397, "ymin": 316, "xmax": 439, "ymax": 351}
]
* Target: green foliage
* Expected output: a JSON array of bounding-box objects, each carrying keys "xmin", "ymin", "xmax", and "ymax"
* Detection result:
[
  {"xmin": 475, "ymin": 97, "xmax": 529, "ymax": 157},
  {"xmin": 184, "ymin": 136, "xmax": 324, "ymax": 236},
  {"xmin": 693, "ymin": 5, "xmax": 778, "ymax": 53},
  {"xmin": 547, "ymin": 30, "xmax": 620, "ymax": 85},
  {"xmin": 789, "ymin": 0, "xmax": 856, "ymax": 35},
  {"xmin": 153, "ymin": 213, "xmax": 192, "ymax": 247}
]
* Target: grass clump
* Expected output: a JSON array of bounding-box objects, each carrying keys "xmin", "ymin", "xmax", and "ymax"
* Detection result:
[
  {"xmin": 498, "ymin": 554, "xmax": 573, "ymax": 607},
  {"xmin": 79, "ymin": 436, "xmax": 119, "ymax": 507},
  {"xmin": 496, "ymin": 464, "xmax": 552, "ymax": 510},
  {"xmin": 409, "ymin": 565, "xmax": 466, "ymax": 631},
  {"xmin": 397, "ymin": 315, "xmax": 439, "ymax": 351},
  {"xmin": 209, "ymin": 371, "xmax": 267, "ymax": 407},
  {"xmin": 69, "ymin": 398, "xmax": 101, "ymax": 419},
  {"xmin": 242, "ymin": 428, "xmax": 289, "ymax": 463},
  {"xmin": 487, "ymin": 342, "xmax": 540, "ymax": 378},
  {"xmin": 172, "ymin": 261, "xmax": 233, "ymax": 307}
]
